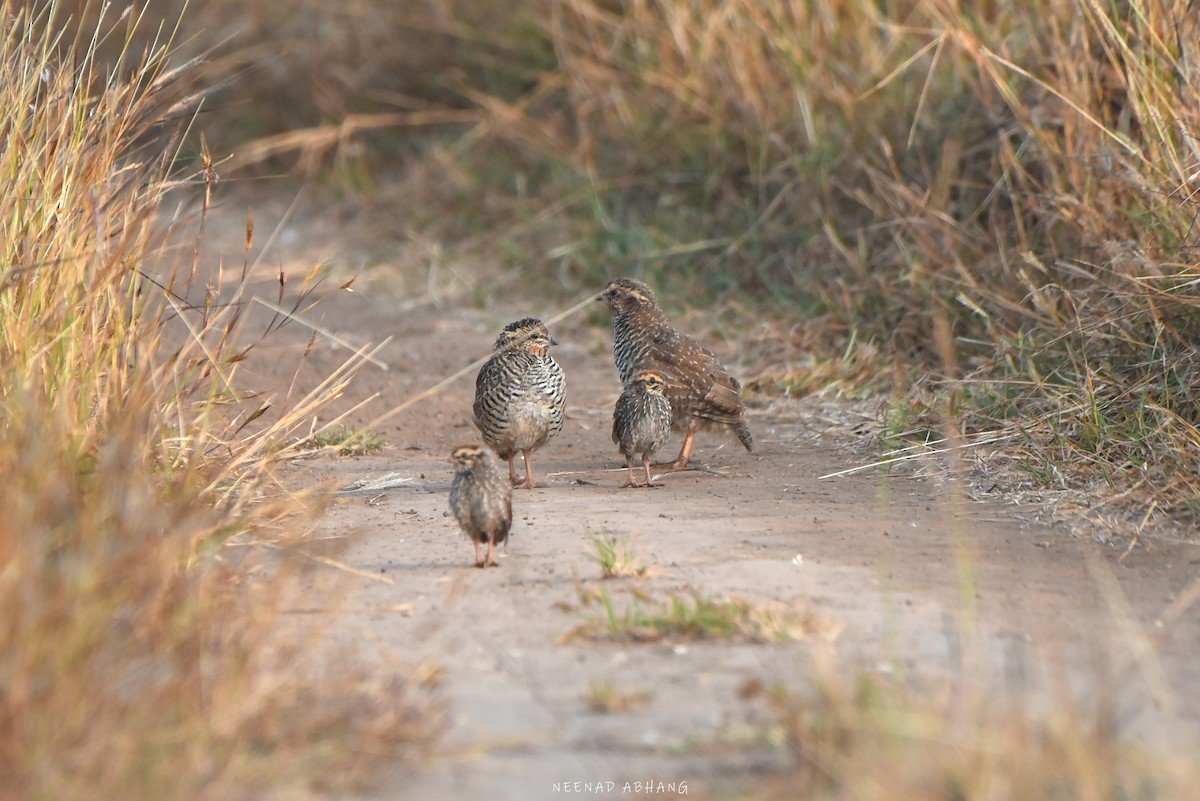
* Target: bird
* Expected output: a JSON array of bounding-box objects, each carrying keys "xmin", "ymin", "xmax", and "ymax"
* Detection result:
[
  {"xmin": 448, "ymin": 444, "xmax": 513, "ymax": 567},
  {"xmin": 599, "ymin": 277, "xmax": 752, "ymax": 470},
  {"xmin": 612, "ymin": 368, "xmax": 673, "ymax": 487},
  {"xmin": 472, "ymin": 317, "xmax": 567, "ymax": 489}
]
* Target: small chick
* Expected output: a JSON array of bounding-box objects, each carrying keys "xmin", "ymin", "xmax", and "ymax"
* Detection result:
[
  {"xmin": 612, "ymin": 369, "xmax": 672, "ymax": 487},
  {"xmin": 448, "ymin": 444, "xmax": 513, "ymax": 567}
]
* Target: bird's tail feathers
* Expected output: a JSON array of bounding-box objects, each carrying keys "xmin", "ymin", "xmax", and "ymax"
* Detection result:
[{"xmin": 736, "ymin": 420, "xmax": 753, "ymax": 452}]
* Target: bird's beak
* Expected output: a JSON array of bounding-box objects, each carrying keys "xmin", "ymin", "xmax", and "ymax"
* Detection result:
[{"xmin": 549, "ymin": 335, "xmax": 559, "ymax": 346}]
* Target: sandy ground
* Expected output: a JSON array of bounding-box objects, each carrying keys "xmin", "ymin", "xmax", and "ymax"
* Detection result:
[{"xmin": 188, "ymin": 192, "xmax": 1200, "ymax": 800}]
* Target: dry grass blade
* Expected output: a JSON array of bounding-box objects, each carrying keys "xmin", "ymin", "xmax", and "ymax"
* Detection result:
[
  {"xmin": 0, "ymin": 3, "xmax": 437, "ymax": 798},
  {"xmin": 339, "ymin": 473, "xmax": 416, "ymax": 494},
  {"xmin": 251, "ymin": 296, "xmax": 392, "ymax": 369},
  {"xmin": 819, "ymin": 432, "xmax": 1018, "ymax": 480},
  {"xmin": 754, "ymin": 643, "xmax": 1199, "ymax": 801},
  {"xmin": 366, "ymin": 287, "xmax": 605, "ymax": 431}
]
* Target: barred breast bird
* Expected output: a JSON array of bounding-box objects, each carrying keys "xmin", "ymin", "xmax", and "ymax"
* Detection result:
[
  {"xmin": 449, "ymin": 444, "xmax": 513, "ymax": 568},
  {"xmin": 472, "ymin": 317, "xmax": 567, "ymax": 489},
  {"xmin": 612, "ymin": 368, "xmax": 672, "ymax": 487},
  {"xmin": 600, "ymin": 278, "xmax": 752, "ymax": 470}
]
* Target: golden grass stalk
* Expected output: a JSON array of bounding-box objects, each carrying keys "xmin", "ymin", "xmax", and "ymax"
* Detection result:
[
  {"xmin": 755, "ymin": 648, "xmax": 1198, "ymax": 801},
  {"xmin": 0, "ymin": 3, "xmax": 435, "ymax": 797}
]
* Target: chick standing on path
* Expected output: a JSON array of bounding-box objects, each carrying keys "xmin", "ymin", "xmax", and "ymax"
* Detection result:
[
  {"xmin": 600, "ymin": 278, "xmax": 752, "ymax": 470},
  {"xmin": 472, "ymin": 317, "xmax": 567, "ymax": 489},
  {"xmin": 448, "ymin": 445, "xmax": 513, "ymax": 568},
  {"xmin": 612, "ymin": 369, "xmax": 672, "ymax": 487}
]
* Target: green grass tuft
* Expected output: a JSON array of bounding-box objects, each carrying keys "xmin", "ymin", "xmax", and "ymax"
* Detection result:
[
  {"xmin": 565, "ymin": 586, "xmax": 839, "ymax": 644},
  {"xmin": 302, "ymin": 425, "xmax": 386, "ymax": 456},
  {"xmin": 590, "ymin": 531, "xmax": 649, "ymax": 579}
]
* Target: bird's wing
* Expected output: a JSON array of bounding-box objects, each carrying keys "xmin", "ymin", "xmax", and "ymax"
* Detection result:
[
  {"xmin": 695, "ymin": 376, "xmax": 746, "ymax": 424},
  {"xmin": 642, "ymin": 328, "xmax": 745, "ymax": 423},
  {"xmin": 472, "ymin": 356, "xmax": 506, "ymax": 418}
]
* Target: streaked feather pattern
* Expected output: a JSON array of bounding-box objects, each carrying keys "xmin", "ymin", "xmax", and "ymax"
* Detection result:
[
  {"xmin": 602, "ymin": 278, "xmax": 752, "ymax": 453},
  {"xmin": 472, "ymin": 317, "xmax": 566, "ymax": 487}
]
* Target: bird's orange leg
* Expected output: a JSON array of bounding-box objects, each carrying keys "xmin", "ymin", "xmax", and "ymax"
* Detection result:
[
  {"xmin": 514, "ymin": 449, "xmax": 537, "ymax": 489},
  {"xmin": 655, "ymin": 429, "xmax": 695, "ymax": 470}
]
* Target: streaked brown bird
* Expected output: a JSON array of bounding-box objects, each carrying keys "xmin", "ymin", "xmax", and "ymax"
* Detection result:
[
  {"xmin": 472, "ymin": 317, "xmax": 567, "ymax": 489},
  {"xmin": 612, "ymin": 368, "xmax": 672, "ymax": 487},
  {"xmin": 600, "ymin": 277, "xmax": 752, "ymax": 470},
  {"xmin": 448, "ymin": 444, "xmax": 513, "ymax": 568}
]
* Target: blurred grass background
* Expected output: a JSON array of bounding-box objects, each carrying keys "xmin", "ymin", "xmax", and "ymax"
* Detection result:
[
  {"xmin": 153, "ymin": 0, "xmax": 1200, "ymax": 523},
  {"xmin": 3, "ymin": 0, "xmax": 1199, "ymax": 797}
]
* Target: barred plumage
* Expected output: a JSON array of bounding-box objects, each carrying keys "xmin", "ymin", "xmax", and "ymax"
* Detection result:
[
  {"xmin": 612, "ymin": 369, "xmax": 672, "ymax": 487},
  {"xmin": 472, "ymin": 317, "xmax": 567, "ymax": 489},
  {"xmin": 600, "ymin": 278, "xmax": 752, "ymax": 470},
  {"xmin": 449, "ymin": 445, "xmax": 513, "ymax": 568}
]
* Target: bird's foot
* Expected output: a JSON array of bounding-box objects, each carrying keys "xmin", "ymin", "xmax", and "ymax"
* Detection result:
[
  {"xmin": 512, "ymin": 477, "xmax": 538, "ymax": 489},
  {"xmin": 474, "ymin": 560, "xmax": 487, "ymax": 568},
  {"xmin": 485, "ymin": 558, "xmax": 501, "ymax": 568}
]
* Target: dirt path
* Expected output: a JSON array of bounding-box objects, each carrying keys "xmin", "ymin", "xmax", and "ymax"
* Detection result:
[{"xmin": 195, "ymin": 193, "xmax": 1200, "ymax": 800}]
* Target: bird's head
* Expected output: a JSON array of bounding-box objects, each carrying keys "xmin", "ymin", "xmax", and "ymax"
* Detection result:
[
  {"xmin": 449, "ymin": 444, "xmax": 486, "ymax": 471},
  {"xmin": 599, "ymin": 278, "xmax": 658, "ymax": 316},
  {"xmin": 631, "ymin": 368, "xmax": 668, "ymax": 396},
  {"xmin": 494, "ymin": 317, "xmax": 557, "ymax": 356}
]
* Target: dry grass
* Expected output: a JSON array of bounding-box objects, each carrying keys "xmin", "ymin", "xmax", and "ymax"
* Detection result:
[
  {"xmin": 748, "ymin": 649, "xmax": 1199, "ymax": 801},
  {"xmin": 0, "ymin": 3, "xmax": 435, "ymax": 798},
  {"xmin": 12, "ymin": 0, "xmax": 1194, "ymax": 794},
  {"xmin": 524, "ymin": 0, "xmax": 1200, "ymax": 527},
  {"xmin": 134, "ymin": 0, "xmax": 1200, "ymax": 523}
]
